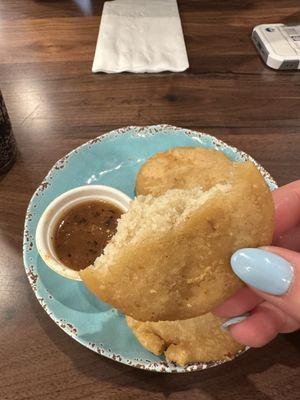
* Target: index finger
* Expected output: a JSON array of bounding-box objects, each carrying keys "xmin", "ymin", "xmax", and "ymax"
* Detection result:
[{"xmin": 272, "ymin": 180, "xmax": 300, "ymax": 242}]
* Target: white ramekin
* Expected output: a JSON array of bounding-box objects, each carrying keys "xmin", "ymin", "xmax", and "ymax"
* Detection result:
[{"xmin": 35, "ymin": 185, "xmax": 131, "ymax": 281}]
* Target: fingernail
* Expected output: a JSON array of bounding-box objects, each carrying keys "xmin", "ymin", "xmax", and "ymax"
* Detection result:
[
  {"xmin": 231, "ymin": 248, "xmax": 293, "ymax": 295},
  {"xmin": 221, "ymin": 313, "xmax": 249, "ymax": 331}
]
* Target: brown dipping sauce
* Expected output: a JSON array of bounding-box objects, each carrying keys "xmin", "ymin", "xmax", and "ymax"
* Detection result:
[{"xmin": 53, "ymin": 201, "xmax": 123, "ymax": 271}]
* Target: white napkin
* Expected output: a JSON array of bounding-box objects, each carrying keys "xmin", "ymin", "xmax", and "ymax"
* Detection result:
[{"xmin": 92, "ymin": 0, "xmax": 189, "ymax": 73}]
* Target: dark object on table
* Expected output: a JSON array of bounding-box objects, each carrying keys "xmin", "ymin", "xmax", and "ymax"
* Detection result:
[{"xmin": 0, "ymin": 91, "xmax": 17, "ymax": 174}]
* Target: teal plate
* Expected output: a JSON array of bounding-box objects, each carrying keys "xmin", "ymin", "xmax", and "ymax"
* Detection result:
[{"xmin": 23, "ymin": 125, "xmax": 277, "ymax": 373}]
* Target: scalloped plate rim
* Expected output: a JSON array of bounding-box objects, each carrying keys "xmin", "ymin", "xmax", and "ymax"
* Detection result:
[{"xmin": 23, "ymin": 124, "xmax": 277, "ymax": 373}]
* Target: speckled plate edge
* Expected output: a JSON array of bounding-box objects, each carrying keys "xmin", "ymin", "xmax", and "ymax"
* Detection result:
[{"xmin": 23, "ymin": 124, "xmax": 278, "ymax": 373}]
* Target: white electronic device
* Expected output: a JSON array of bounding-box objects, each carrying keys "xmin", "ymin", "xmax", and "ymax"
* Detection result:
[{"xmin": 252, "ymin": 24, "xmax": 300, "ymax": 70}]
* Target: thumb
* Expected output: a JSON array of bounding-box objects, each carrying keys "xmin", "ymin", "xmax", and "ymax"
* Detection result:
[{"xmin": 231, "ymin": 247, "xmax": 300, "ymax": 322}]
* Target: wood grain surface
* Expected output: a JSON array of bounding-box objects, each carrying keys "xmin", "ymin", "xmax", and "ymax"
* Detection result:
[{"xmin": 0, "ymin": 1, "xmax": 300, "ymax": 399}]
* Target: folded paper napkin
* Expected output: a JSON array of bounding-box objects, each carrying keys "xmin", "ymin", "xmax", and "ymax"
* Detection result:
[{"xmin": 92, "ymin": 0, "xmax": 189, "ymax": 73}]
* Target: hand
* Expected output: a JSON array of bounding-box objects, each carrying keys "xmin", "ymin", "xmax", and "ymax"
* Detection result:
[{"xmin": 214, "ymin": 180, "xmax": 300, "ymax": 347}]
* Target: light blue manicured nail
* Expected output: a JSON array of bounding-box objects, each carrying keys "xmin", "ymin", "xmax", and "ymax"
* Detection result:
[
  {"xmin": 231, "ymin": 248, "xmax": 293, "ymax": 296},
  {"xmin": 221, "ymin": 313, "xmax": 249, "ymax": 331}
]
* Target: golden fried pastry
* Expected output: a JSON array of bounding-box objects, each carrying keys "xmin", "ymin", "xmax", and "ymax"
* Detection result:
[
  {"xmin": 136, "ymin": 147, "xmax": 235, "ymax": 196},
  {"xmin": 126, "ymin": 313, "xmax": 244, "ymax": 366},
  {"xmin": 80, "ymin": 161, "xmax": 274, "ymax": 322},
  {"xmin": 129, "ymin": 147, "xmax": 247, "ymax": 365}
]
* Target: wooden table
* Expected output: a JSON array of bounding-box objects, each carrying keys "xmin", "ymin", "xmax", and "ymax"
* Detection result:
[{"xmin": 1, "ymin": 1, "xmax": 300, "ymax": 399}]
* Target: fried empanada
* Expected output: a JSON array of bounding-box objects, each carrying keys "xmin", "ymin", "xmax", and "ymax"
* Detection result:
[
  {"xmin": 136, "ymin": 146, "xmax": 235, "ymax": 196},
  {"xmin": 126, "ymin": 313, "xmax": 244, "ymax": 366},
  {"xmin": 80, "ymin": 161, "xmax": 274, "ymax": 321}
]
